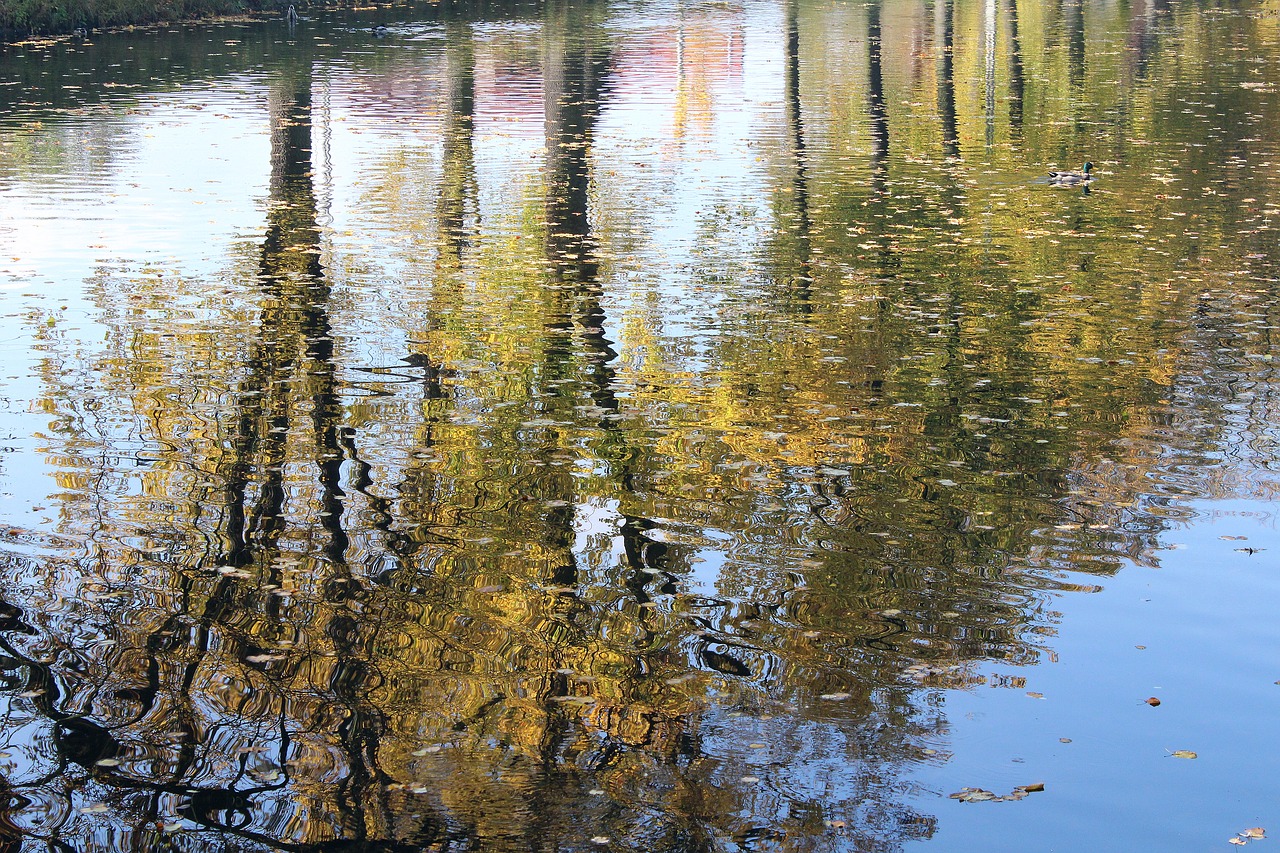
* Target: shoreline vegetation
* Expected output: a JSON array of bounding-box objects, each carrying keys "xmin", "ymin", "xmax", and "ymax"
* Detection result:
[
  {"xmin": 1, "ymin": 0, "xmax": 428, "ymax": 42},
  {"xmin": 2, "ymin": 0, "xmax": 277, "ymax": 41}
]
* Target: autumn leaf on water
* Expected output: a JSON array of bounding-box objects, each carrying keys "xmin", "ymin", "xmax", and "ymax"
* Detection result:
[{"xmin": 949, "ymin": 783, "xmax": 1044, "ymax": 803}]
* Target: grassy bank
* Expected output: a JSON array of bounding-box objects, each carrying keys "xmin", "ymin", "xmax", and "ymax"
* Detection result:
[{"xmin": 1, "ymin": 0, "xmax": 277, "ymax": 40}]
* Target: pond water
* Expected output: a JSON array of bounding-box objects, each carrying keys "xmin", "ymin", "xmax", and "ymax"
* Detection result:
[{"xmin": 0, "ymin": 0, "xmax": 1278, "ymax": 849}]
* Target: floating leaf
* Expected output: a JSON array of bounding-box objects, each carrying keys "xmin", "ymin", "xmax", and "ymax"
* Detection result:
[
  {"xmin": 1170, "ymin": 750, "xmax": 1197, "ymax": 759},
  {"xmin": 1242, "ymin": 828, "xmax": 1266, "ymax": 839},
  {"xmin": 950, "ymin": 783, "xmax": 1043, "ymax": 803},
  {"xmin": 1146, "ymin": 697, "xmax": 1162, "ymax": 706}
]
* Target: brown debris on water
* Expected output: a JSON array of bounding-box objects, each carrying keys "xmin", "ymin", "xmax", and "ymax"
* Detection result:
[{"xmin": 949, "ymin": 783, "xmax": 1045, "ymax": 803}]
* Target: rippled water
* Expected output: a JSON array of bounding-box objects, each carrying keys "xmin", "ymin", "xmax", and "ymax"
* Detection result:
[{"xmin": 0, "ymin": 0, "xmax": 1278, "ymax": 849}]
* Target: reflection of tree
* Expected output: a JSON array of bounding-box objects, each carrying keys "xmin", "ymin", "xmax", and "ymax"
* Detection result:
[
  {"xmin": 1007, "ymin": 0, "xmax": 1025, "ymax": 135},
  {"xmin": 542, "ymin": 0, "xmax": 617, "ymax": 410},
  {"xmin": 868, "ymin": 0, "xmax": 889, "ymax": 193},
  {"xmin": 1124, "ymin": 0, "xmax": 1169, "ymax": 81},
  {"xmin": 529, "ymin": 7, "xmax": 720, "ymax": 841},
  {"xmin": 936, "ymin": 0, "xmax": 959, "ymax": 158},
  {"xmin": 220, "ymin": 76, "xmax": 325, "ymax": 569},
  {"xmin": 1065, "ymin": 0, "xmax": 1085, "ymax": 90},
  {"xmin": 782, "ymin": 0, "xmax": 813, "ymax": 310},
  {"xmin": 984, "ymin": 0, "xmax": 998, "ymax": 147},
  {"xmin": 439, "ymin": 20, "xmax": 479, "ymax": 264},
  {"xmin": 189, "ymin": 68, "xmax": 404, "ymax": 846},
  {"xmin": 6, "ymin": 0, "xmax": 1280, "ymax": 850}
]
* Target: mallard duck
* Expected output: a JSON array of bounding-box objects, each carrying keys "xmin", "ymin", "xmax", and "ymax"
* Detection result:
[{"xmin": 1048, "ymin": 161, "xmax": 1094, "ymax": 186}]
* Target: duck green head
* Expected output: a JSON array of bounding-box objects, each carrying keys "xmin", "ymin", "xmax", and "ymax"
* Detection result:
[{"xmin": 1082, "ymin": 161, "xmax": 1094, "ymax": 173}]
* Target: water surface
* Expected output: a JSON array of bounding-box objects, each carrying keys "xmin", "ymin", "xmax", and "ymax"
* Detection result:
[{"xmin": 0, "ymin": 0, "xmax": 1278, "ymax": 849}]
